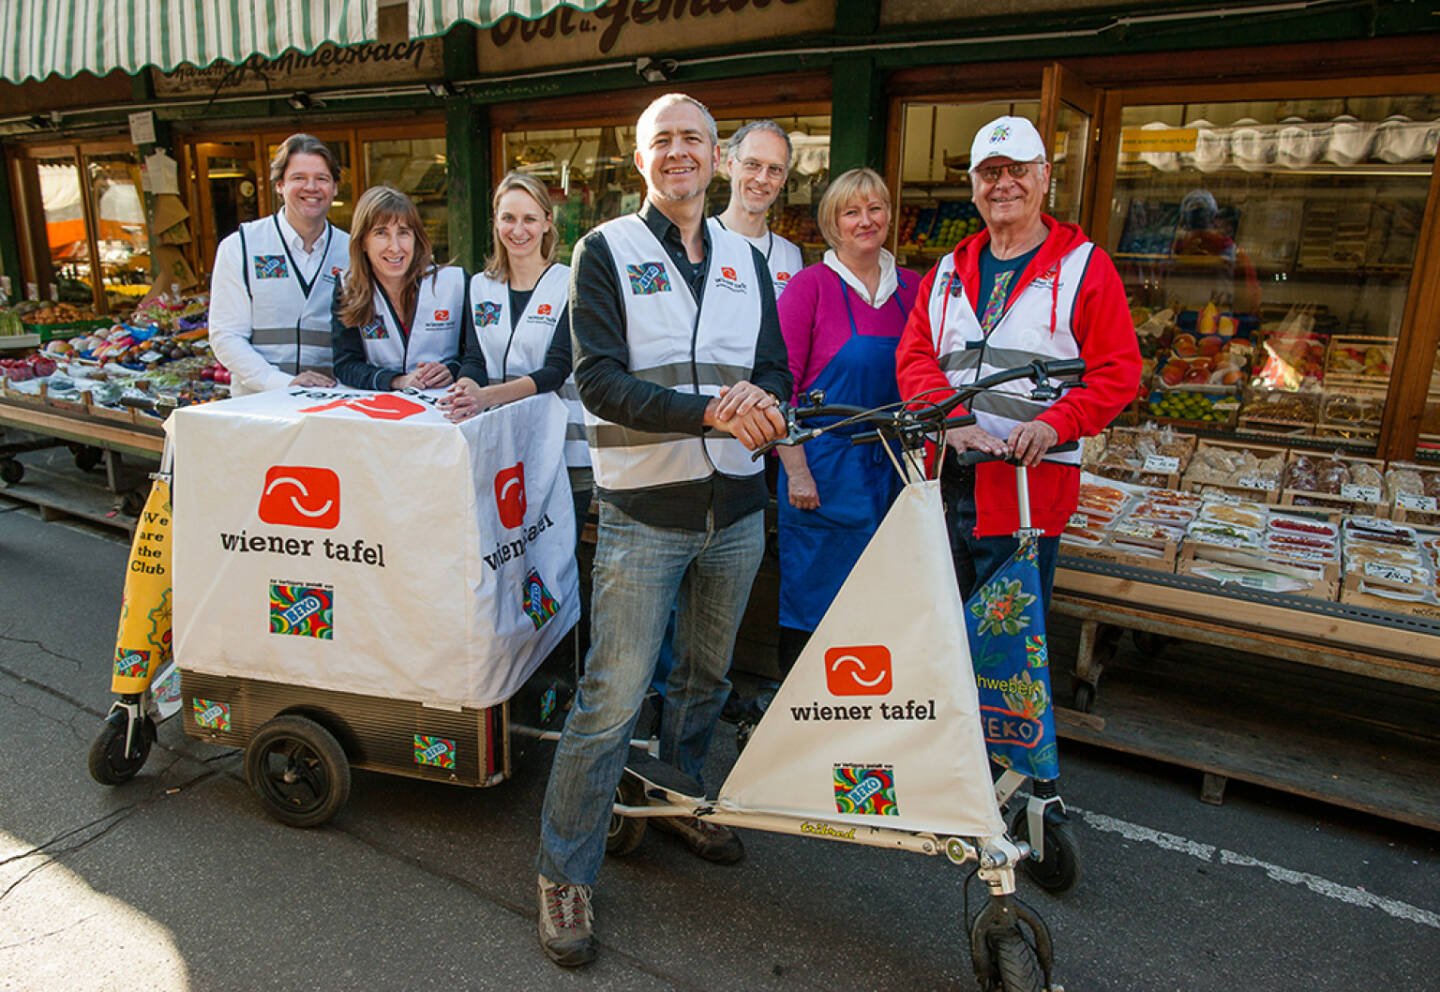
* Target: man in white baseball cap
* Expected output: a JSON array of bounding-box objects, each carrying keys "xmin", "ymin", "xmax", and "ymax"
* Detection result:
[{"xmin": 897, "ymin": 114, "xmax": 1140, "ymax": 612}]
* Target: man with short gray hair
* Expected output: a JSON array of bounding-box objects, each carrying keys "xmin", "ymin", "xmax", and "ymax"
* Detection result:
[{"xmin": 714, "ymin": 119, "xmax": 804, "ymax": 298}]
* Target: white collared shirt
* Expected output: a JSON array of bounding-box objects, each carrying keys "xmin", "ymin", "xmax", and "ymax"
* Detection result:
[
  {"xmin": 275, "ymin": 209, "xmax": 328, "ymax": 283},
  {"xmin": 823, "ymin": 248, "xmax": 899, "ymax": 309}
]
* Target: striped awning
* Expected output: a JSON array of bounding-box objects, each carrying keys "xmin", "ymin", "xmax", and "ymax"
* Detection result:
[
  {"xmin": 409, "ymin": 0, "xmax": 606, "ymax": 37},
  {"xmin": 0, "ymin": 0, "xmax": 379, "ymax": 85}
]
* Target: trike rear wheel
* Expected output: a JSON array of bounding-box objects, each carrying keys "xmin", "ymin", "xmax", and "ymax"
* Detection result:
[
  {"xmin": 606, "ymin": 773, "xmax": 647, "ymax": 856},
  {"xmin": 245, "ymin": 715, "xmax": 350, "ymax": 828}
]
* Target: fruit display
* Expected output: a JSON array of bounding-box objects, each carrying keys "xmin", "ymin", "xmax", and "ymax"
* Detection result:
[
  {"xmin": 1145, "ymin": 386, "xmax": 1239, "ymax": 425},
  {"xmin": 1251, "ymin": 331, "xmax": 1326, "ymax": 390},
  {"xmin": 772, "ymin": 205, "xmax": 821, "ymax": 246},
  {"xmin": 0, "ymin": 353, "xmax": 58, "ymax": 382},
  {"xmin": 1238, "ymin": 388, "xmax": 1320, "ymax": 427},
  {"xmin": 16, "ymin": 302, "xmax": 99, "ymax": 326},
  {"xmin": 1326, "ymin": 338, "xmax": 1393, "ymax": 382},
  {"xmin": 896, "ymin": 200, "xmax": 982, "ymax": 256}
]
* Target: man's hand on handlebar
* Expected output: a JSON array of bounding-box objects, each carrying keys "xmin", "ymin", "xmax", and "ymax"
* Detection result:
[
  {"xmin": 1008, "ymin": 420, "xmax": 1060, "ymax": 468},
  {"xmin": 945, "ymin": 424, "xmax": 1009, "ymax": 459},
  {"xmin": 707, "ymin": 381, "xmax": 786, "ymax": 451}
]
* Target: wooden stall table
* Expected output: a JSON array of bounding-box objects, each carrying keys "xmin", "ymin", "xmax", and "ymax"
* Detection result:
[{"xmin": 1050, "ymin": 557, "xmax": 1440, "ymax": 830}]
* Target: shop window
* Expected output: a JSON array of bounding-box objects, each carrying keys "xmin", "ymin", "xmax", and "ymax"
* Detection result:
[
  {"xmin": 84, "ymin": 151, "xmax": 152, "ymax": 307},
  {"xmin": 893, "ymin": 100, "xmax": 1043, "ymax": 270},
  {"xmin": 35, "ymin": 154, "xmax": 96, "ymax": 304},
  {"xmin": 364, "ymin": 138, "xmax": 449, "ymax": 262},
  {"xmin": 500, "ymin": 115, "xmax": 832, "ymax": 266},
  {"xmin": 1109, "ymin": 96, "xmax": 1437, "ymax": 455}
]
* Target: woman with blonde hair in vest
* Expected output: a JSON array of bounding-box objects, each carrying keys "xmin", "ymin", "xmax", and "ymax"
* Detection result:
[
  {"xmin": 442, "ymin": 171, "xmax": 590, "ymax": 537},
  {"xmin": 331, "ymin": 185, "xmax": 465, "ymax": 390}
]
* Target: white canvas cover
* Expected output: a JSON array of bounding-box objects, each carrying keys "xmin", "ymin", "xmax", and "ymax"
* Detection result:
[
  {"xmin": 719, "ymin": 480, "xmax": 1004, "ymax": 838},
  {"xmin": 170, "ymin": 387, "xmax": 577, "ymax": 709}
]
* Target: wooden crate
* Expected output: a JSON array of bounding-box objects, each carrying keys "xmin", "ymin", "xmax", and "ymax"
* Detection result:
[
  {"xmin": 1181, "ymin": 438, "xmax": 1289, "ymax": 504},
  {"xmin": 1062, "ymin": 533, "xmax": 1178, "ymax": 572},
  {"xmin": 1384, "ymin": 461, "xmax": 1440, "ymax": 528},
  {"xmin": 1084, "ymin": 425, "xmax": 1194, "ymax": 490},
  {"xmin": 1236, "ymin": 385, "xmax": 1320, "ymax": 436},
  {"xmin": 1178, "ymin": 540, "xmax": 1339, "ymax": 601},
  {"xmin": 1340, "ymin": 571, "xmax": 1440, "ymax": 621},
  {"xmin": 1324, "ymin": 335, "xmax": 1395, "ymax": 390},
  {"xmin": 1280, "ymin": 449, "xmax": 1389, "ymax": 518}
]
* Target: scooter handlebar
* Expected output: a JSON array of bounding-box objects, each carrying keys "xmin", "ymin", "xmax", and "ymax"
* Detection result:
[{"xmin": 953, "ymin": 441, "xmax": 1078, "ymax": 466}]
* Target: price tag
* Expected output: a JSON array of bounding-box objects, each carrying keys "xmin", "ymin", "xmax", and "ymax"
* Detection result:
[
  {"xmin": 1068, "ymin": 513, "xmax": 1089, "ymax": 528},
  {"xmin": 1236, "ymin": 476, "xmax": 1272, "ymax": 491},
  {"xmin": 1341, "ymin": 484, "xmax": 1382, "ymax": 502},
  {"xmin": 48, "ymin": 282, "xmax": 57, "ymax": 301},
  {"xmin": 1143, "ymin": 454, "xmax": 1180, "ymax": 474},
  {"xmin": 1363, "ymin": 561, "xmax": 1413, "ymax": 584},
  {"xmin": 26, "ymin": 282, "xmax": 38, "ymax": 301},
  {"xmin": 1396, "ymin": 493, "xmax": 1438, "ymax": 512},
  {"xmin": 1205, "ymin": 489, "xmax": 1242, "ymax": 505}
]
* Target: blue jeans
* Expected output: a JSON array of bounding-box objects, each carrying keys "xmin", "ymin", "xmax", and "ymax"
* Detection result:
[
  {"xmin": 537, "ymin": 501, "xmax": 765, "ymax": 885},
  {"xmin": 942, "ymin": 471, "xmax": 1060, "ymax": 613}
]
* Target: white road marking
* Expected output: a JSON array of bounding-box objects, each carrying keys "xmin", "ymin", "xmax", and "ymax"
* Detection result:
[{"xmin": 1072, "ymin": 806, "xmax": 1440, "ymax": 931}]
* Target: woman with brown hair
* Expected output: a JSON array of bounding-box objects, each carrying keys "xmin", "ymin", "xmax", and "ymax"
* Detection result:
[{"xmin": 331, "ymin": 184, "xmax": 464, "ymax": 390}]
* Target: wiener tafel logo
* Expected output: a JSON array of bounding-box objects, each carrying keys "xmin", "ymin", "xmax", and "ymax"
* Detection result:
[
  {"xmin": 714, "ymin": 264, "xmax": 748, "ymax": 294},
  {"xmin": 522, "ymin": 569, "xmax": 560, "ymax": 630},
  {"xmin": 359, "ymin": 317, "xmax": 388, "ymax": 340},
  {"xmin": 475, "ymin": 301, "xmax": 502, "ymax": 327},
  {"xmin": 113, "ymin": 648, "xmax": 150, "ymax": 680},
  {"xmin": 258, "ymin": 466, "xmax": 340, "ymax": 529},
  {"xmin": 330, "ymin": 266, "xmax": 344, "ymax": 278},
  {"xmin": 269, "ymin": 582, "xmax": 334, "ymax": 639},
  {"xmin": 776, "ymin": 271, "xmax": 792, "ymax": 283},
  {"xmin": 298, "ymin": 393, "xmax": 426, "ymax": 421},
  {"xmin": 413, "ymin": 734, "xmax": 456, "ymax": 769},
  {"xmin": 833, "ymin": 764, "xmax": 899, "ymax": 816},
  {"xmin": 627, "ymin": 262, "xmax": 671, "ymax": 295},
  {"xmin": 537, "ymin": 304, "xmax": 553, "ymax": 316},
  {"xmin": 253, "ymin": 254, "xmax": 289, "ymax": 280},
  {"xmin": 433, "ymin": 309, "xmax": 450, "ymax": 321},
  {"xmin": 494, "ymin": 462, "xmax": 526, "ymax": 529},
  {"xmin": 824, "ymin": 645, "xmax": 892, "ymax": 696}
]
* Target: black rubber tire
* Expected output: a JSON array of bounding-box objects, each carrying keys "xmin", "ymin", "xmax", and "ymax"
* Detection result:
[
  {"xmin": 73, "ymin": 446, "xmax": 102, "ymax": 472},
  {"xmin": 1072, "ymin": 681, "xmax": 1095, "ymax": 713},
  {"xmin": 88, "ymin": 715, "xmax": 153, "ymax": 785},
  {"xmin": 986, "ymin": 926, "xmax": 1045, "ymax": 992},
  {"xmin": 244, "ymin": 715, "xmax": 350, "ymax": 828},
  {"xmin": 120, "ymin": 489, "xmax": 146, "ymax": 516},
  {"xmin": 1131, "ymin": 629, "xmax": 1171, "ymax": 658},
  {"xmin": 1010, "ymin": 807, "xmax": 1083, "ymax": 895},
  {"xmin": 606, "ymin": 773, "xmax": 647, "ymax": 856},
  {"xmin": 0, "ymin": 459, "xmax": 24, "ymax": 485}
]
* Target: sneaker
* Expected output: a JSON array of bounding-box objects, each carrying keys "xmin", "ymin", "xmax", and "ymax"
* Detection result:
[
  {"xmin": 537, "ymin": 874, "xmax": 595, "ymax": 967},
  {"xmin": 652, "ymin": 816, "xmax": 745, "ymax": 864}
]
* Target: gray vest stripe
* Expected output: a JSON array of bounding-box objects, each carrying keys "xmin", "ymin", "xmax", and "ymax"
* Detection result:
[
  {"xmin": 558, "ymin": 383, "xmax": 581, "ymax": 402},
  {"xmin": 634, "ymin": 361, "xmax": 751, "ymax": 389},
  {"xmin": 972, "ymin": 390, "xmax": 1049, "ymax": 422},
  {"xmin": 940, "ymin": 350, "xmax": 980, "ymax": 373},
  {"xmin": 300, "ymin": 329, "xmax": 331, "ymax": 348},
  {"xmin": 566, "ymin": 422, "xmax": 589, "ymax": 441},
  {"xmin": 586, "ymin": 424, "xmax": 723, "ymax": 448},
  {"xmin": 272, "ymin": 360, "xmax": 298, "ymax": 374},
  {"xmin": 252, "ymin": 327, "xmax": 298, "ymax": 345}
]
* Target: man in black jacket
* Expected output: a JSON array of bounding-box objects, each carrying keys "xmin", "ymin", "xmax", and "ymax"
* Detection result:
[{"xmin": 535, "ymin": 92, "xmax": 790, "ymax": 968}]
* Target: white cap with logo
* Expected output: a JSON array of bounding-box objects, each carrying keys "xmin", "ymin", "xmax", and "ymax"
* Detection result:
[{"xmin": 970, "ymin": 116, "xmax": 1047, "ymax": 171}]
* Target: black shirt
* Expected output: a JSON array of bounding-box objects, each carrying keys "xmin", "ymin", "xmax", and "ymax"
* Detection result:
[
  {"xmin": 570, "ymin": 200, "xmax": 791, "ymax": 531},
  {"xmin": 330, "ymin": 278, "xmax": 464, "ymax": 391}
]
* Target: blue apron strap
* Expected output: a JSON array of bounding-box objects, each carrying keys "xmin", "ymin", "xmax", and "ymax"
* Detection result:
[{"xmin": 836, "ymin": 268, "xmax": 859, "ymax": 338}]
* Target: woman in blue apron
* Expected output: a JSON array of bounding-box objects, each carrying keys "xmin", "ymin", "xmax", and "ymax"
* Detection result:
[{"xmin": 775, "ymin": 168, "xmax": 921, "ymax": 674}]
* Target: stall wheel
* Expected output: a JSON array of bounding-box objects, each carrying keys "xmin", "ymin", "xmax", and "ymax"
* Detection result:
[
  {"xmin": 120, "ymin": 489, "xmax": 146, "ymax": 517},
  {"xmin": 88, "ymin": 713, "xmax": 155, "ymax": 785},
  {"xmin": 72, "ymin": 445, "xmax": 103, "ymax": 472},
  {"xmin": 1071, "ymin": 681, "xmax": 1096, "ymax": 714},
  {"xmin": 244, "ymin": 715, "xmax": 351, "ymax": 828},
  {"xmin": 0, "ymin": 459, "xmax": 24, "ymax": 485},
  {"xmin": 1009, "ymin": 806, "xmax": 1083, "ymax": 895},
  {"xmin": 605, "ymin": 772, "xmax": 648, "ymax": 856}
]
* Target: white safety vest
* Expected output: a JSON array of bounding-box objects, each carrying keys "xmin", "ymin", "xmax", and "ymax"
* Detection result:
[
  {"xmin": 350, "ymin": 266, "xmax": 465, "ymax": 371},
  {"xmin": 710, "ymin": 218, "xmax": 803, "ymax": 298},
  {"xmin": 469, "ymin": 264, "xmax": 589, "ymax": 469},
  {"xmin": 587, "ymin": 214, "xmax": 764, "ymax": 491},
  {"xmin": 927, "ymin": 241, "xmax": 1094, "ymax": 466},
  {"xmin": 237, "ymin": 214, "xmax": 348, "ymax": 380}
]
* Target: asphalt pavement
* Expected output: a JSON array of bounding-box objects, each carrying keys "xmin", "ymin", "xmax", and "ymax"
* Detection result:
[{"xmin": 1, "ymin": 496, "xmax": 1437, "ymax": 991}]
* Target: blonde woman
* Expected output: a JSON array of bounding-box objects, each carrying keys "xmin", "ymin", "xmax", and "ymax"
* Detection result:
[
  {"xmin": 442, "ymin": 172, "xmax": 590, "ymax": 530},
  {"xmin": 331, "ymin": 185, "xmax": 464, "ymax": 390}
]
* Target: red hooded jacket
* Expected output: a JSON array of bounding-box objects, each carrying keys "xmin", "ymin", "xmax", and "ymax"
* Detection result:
[{"xmin": 896, "ymin": 217, "xmax": 1140, "ymax": 537}]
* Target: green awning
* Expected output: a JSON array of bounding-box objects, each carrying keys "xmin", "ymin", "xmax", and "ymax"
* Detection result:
[
  {"xmin": 0, "ymin": 0, "xmax": 379, "ymax": 85},
  {"xmin": 409, "ymin": 0, "xmax": 607, "ymax": 37}
]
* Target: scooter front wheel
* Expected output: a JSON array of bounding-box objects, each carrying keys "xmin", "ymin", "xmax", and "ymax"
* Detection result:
[
  {"xmin": 984, "ymin": 927, "xmax": 1045, "ymax": 992},
  {"xmin": 1009, "ymin": 807, "xmax": 1083, "ymax": 894},
  {"xmin": 245, "ymin": 715, "xmax": 350, "ymax": 828},
  {"xmin": 88, "ymin": 714, "xmax": 154, "ymax": 785}
]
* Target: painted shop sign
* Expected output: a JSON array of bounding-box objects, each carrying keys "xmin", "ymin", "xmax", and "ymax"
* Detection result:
[
  {"xmin": 478, "ymin": 0, "xmax": 836, "ymax": 74},
  {"xmin": 151, "ymin": 39, "xmax": 441, "ymax": 99}
]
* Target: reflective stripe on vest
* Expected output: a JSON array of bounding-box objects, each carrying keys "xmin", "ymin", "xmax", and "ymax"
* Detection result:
[
  {"xmin": 470, "ymin": 264, "xmax": 588, "ymax": 468},
  {"xmin": 239, "ymin": 215, "xmax": 348, "ymax": 377},
  {"xmin": 352, "ymin": 266, "xmax": 465, "ymax": 371},
  {"xmin": 587, "ymin": 214, "xmax": 763, "ymax": 491},
  {"xmin": 928, "ymin": 241, "xmax": 1094, "ymax": 465}
]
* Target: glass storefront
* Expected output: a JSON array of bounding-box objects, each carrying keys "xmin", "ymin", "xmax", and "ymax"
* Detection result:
[
  {"xmin": 500, "ymin": 115, "xmax": 832, "ymax": 264},
  {"xmin": 84, "ymin": 151, "xmax": 152, "ymax": 306},
  {"xmin": 1108, "ymin": 96, "xmax": 1437, "ymax": 455},
  {"xmin": 35, "ymin": 154, "xmax": 95, "ymax": 303}
]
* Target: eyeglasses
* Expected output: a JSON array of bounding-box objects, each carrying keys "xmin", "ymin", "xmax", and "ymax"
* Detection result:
[
  {"xmin": 736, "ymin": 159, "xmax": 787, "ymax": 180},
  {"xmin": 972, "ymin": 162, "xmax": 1040, "ymax": 184}
]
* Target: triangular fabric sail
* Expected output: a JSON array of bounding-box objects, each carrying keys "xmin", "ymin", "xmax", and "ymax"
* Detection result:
[{"xmin": 719, "ymin": 480, "xmax": 1005, "ymax": 838}]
